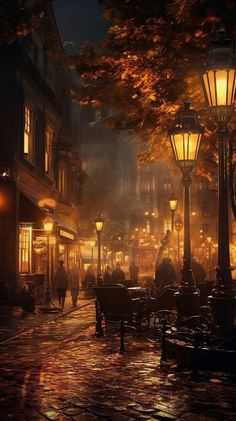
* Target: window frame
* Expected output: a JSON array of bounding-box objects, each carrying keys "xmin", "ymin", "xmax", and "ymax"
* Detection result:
[
  {"xmin": 23, "ymin": 103, "xmax": 34, "ymax": 164},
  {"xmin": 45, "ymin": 126, "xmax": 54, "ymax": 179}
]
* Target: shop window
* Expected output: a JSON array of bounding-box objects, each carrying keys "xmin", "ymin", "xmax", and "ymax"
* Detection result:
[
  {"xmin": 24, "ymin": 104, "xmax": 34, "ymax": 163},
  {"xmin": 45, "ymin": 127, "xmax": 54, "ymax": 178},
  {"xmin": 58, "ymin": 161, "xmax": 67, "ymax": 199},
  {"xmin": 19, "ymin": 227, "xmax": 31, "ymax": 273}
]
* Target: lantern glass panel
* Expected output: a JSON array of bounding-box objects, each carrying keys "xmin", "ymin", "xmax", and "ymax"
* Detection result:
[
  {"xmin": 203, "ymin": 73, "xmax": 212, "ymax": 106},
  {"xmin": 216, "ymin": 70, "xmax": 228, "ymax": 105},
  {"xmin": 169, "ymin": 199, "xmax": 177, "ymax": 211},
  {"xmin": 228, "ymin": 69, "xmax": 236, "ymax": 104},
  {"xmin": 95, "ymin": 220, "xmax": 104, "ymax": 232},
  {"xmin": 203, "ymin": 69, "xmax": 236, "ymax": 107},
  {"xmin": 171, "ymin": 132, "xmax": 201, "ymax": 162},
  {"xmin": 43, "ymin": 216, "xmax": 54, "ymax": 233}
]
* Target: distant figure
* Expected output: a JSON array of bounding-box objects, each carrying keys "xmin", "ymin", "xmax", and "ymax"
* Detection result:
[
  {"xmin": 129, "ymin": 261, "xmax": 139, "ymax": 285},
  {"xmin": 20, "ymin": 282, "xmax": 35, "ymax": 313},
  {"xmin": 54, "ymin": 260, "xmax": 68, "ymax": 310},
  {"xmin": 84, "ymin": 265, "xmax": 96, "ymax": 290},
  {"xmin": 68, "ymin": 264, "xmax": 80, "ymax": 307},
  {"xmin": 112, "ymin": 263, "xmax": 125, "ymax": 284},
  {"xmin": 155, "ymin": 257, "xmax": 177, "ymax": 293},
  {"xmin": 103, "ymin": 265, "xmax": 112, "ymax": 285},
  {"xmin": 191, "ymin": 257, "xmax": 206, "ymax": 285}
]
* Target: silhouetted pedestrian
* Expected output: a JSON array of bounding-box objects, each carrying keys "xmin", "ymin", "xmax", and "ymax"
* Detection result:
[
  {"xmin": 84, "ymin": 265, "xmax": 96, "ymax": 291},
  {"xmin": 129, "ymin": 261, "xmax": 139, "ymax": 285},
  {"xmin": 68, "ymin": 264, "xmax": 80, "ymax": 307},
  {"xmin": 54, "ymin": 260, "xmax": 68, "ymax": 310},
  {"xmin": 155, "ymin": 257, "xmax": 176, "ymax": 293},
  {"xmin": 103, "ymin": 265, "xmax": 112, "ymax": 285},
  {"xmin": 112, "ymin": 263, "xmax": 125, "ymax": 284}
]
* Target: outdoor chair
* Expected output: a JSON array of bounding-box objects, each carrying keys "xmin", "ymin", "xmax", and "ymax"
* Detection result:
[{"xmin": 94, "ymin": 285, "xmax": 149, "ymax": 352}]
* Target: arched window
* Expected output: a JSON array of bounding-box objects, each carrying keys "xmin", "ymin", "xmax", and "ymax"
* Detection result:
[{"xmin": 58, "ymin": 161, "xmax": 67, "ymax": 199}]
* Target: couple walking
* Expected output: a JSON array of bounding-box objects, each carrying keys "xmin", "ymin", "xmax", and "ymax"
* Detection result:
[{"xmin": 54, "ymin": 260, "xmax": 79, "ymax": 310}]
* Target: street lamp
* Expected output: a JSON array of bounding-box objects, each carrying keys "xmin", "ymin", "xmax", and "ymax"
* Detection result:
[
  {"xmin": 95, "ymin": 215, "xmax": 104, "ymax": 283},
  {"xmin": 168, "ymin": 100, "xmax": 204, "ymax": 321},
  {"xmin": 168, "ymin": 193, "xmax": 178, "ymax": 231},
  {"xmin": 43, "ymin": 215, "xmax": 54, "ymax": 307},
  {"xmin": 174, "ymin": 216, "xmax": 183, "ymax": 263},
  {"xmin": 200, "ymin": 28, "xmax": 236, "ymax": 329}
]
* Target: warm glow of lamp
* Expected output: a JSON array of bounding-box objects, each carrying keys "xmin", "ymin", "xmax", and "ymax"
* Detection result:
[
  {"xmin": 168, "ymin": 193, "xmax": 178, "ymax": 211},
  {"xmin": 43, "ymin": 216, "xmax": 54, "ymax": 233},
  {"xmin": 168, "ymin": 101, "xmax": 204, "ymax": 169},
  {"xmin": 95, "ymin": 216, "xmax": 104, "ymax": 232},
  {"xmin": 201, "ymin": 29, "xmax": 236, "ymax": 120}
]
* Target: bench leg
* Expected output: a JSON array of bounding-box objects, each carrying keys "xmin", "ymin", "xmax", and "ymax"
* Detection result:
[
  {"xmin": 120, "ymin": 318, "xmax": 125, "ymax": 353},
  {"xmin": 161, "ymin": 319, "xmax": 167, "ymax": 362}
]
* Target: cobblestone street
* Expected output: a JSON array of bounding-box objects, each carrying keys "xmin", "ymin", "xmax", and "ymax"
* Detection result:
[{"xmin": 0, "ymin": 301, "xmax": 235, "ymax": 421}]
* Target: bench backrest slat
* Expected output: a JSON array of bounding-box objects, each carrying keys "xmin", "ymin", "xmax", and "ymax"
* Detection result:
[{"xmin": 94, "ymin": 286, "xmax": 133, "ymax": 316}]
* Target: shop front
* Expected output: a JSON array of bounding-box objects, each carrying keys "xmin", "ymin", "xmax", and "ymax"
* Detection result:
[{"xmin": 18, "ymin": 192, "xmax": 80, "ymax": 293}]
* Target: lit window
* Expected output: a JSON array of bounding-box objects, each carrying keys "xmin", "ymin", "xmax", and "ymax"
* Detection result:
[
  {"xmin": 24, "ymin": 104, "xmax": 34, "ymax": 162},
  {"xmin": 19, "ymin": 227, "xmax": 31, "ymax": 273},
  {"xmin": 45, "ymin": 127, "xmax": 54, "ymax": 178},
  {"xmin": 58, "ymin": 161, "xmax": 67, "ymax": 198}
]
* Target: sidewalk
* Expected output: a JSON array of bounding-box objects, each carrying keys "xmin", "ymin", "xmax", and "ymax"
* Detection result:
[{"xmin": 0, "ymin": 293, "xmax": 91, "ymax": 343}]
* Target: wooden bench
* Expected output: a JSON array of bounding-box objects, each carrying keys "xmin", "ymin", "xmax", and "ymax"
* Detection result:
[{"xmin": 94, "ymin": 285, "xmax": 149, "ymax": 352}]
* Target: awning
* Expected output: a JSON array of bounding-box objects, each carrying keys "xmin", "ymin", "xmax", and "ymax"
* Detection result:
[{"xmin": 19, "ymin": 192, "xmax": 78, "ymax": 240}]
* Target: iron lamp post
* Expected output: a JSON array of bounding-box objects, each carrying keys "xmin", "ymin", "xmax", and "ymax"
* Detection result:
[
  {"xmin": 95, "ymin": 215, "xmax": 104, "ymax": 283},
  {"xmin": 43, "ymin": 215, "xmax": 54, "ymax": 307},
  {"xmin": 174, "ymin": 217, "xmax": 183, "ymax": 263},
  {"xmin": 200, "ymin": 29, "xmax": 236, "ymax": 330},
  {"xmin": 168, "ymin": 193, "xmax": 178, "ymax": 231},
  {"xmin": 168, "ymin": 100, "xmax": 204, "ymax": 321},
  {"xmin": 94, "ymin": 215, "xmax": 104, "ymax": 336}
]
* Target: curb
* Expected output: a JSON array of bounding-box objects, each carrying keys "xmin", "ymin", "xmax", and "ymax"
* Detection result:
[{"xmin": 0, "ymin": 300, "xmax": 93, "ymax": 345}]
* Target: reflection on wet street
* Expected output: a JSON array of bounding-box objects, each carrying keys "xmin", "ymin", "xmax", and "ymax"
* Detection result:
[{"xmin": 0, "ymin": 302, "xmax": 236, "ymax": 420}]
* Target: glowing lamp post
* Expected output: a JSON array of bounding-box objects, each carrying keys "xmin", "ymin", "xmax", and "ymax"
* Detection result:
[
  {"xmin": 94, "ymin": 216, "xmax": 104, "ymax": 337},
  {"xmin": 43, "ymin": 215, "xmax": 54, "ymax": 306},
  {"xmin": 168, "ymin": 193, "xmax": 178, "ymax": 231},
  {"xmin": 95, "ymin": 215, "xmax": 104, "ymax": 282},
  {"xmin": 174, "ymin": 217, "xmax": 183, "ymax": 263},
  {"xmin": 168, "ymin": 100, "xmax": 204, "ymax": 321},
  {"xmin": 200, "ymin": 29, "xmax": 236, "ymax": 329}
]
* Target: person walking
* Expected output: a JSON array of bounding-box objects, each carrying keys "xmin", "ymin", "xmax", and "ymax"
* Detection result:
[
  {"xmin": 84, "ymin": 265, "xmax": 96, "ymax": 297},
  {"xmin": 112, "ymin": 263, "xmax": 125, "ymax": 284},
  {"xmin": 54, "ymin": 260, "xmax": 68, "ymax": 310},
  {"xmin": 155, "ymin": 257, "xmax": 177, "ymax": 293},
  {"xmin": 68, "ymin": 264, "xmax": 80, "ymax": 307},
  {"xmin": 103, "ymin": 265, "xmax": 112, "ymax": 285},
  {"xmin": 129, "ymin": 261, "xmax": 139, "ymax": 286}
]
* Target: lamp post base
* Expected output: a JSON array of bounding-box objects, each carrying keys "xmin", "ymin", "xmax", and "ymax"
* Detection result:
[
  {"xmin": 175, "ymin": 286, "xmax": 200, "ymax": 323},
  {"xmin": 209, "ymin": 293, "xmax": 236, "ymax": 331}
]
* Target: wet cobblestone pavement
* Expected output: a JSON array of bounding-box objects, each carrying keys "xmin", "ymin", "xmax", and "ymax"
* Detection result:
[
  {"xmin": 0, "ymin": 302, "xmax": 236, "ymax": 421},
  {"xmin": 0, "ymin": 298, "xmax": 89, "ymax": 342}
]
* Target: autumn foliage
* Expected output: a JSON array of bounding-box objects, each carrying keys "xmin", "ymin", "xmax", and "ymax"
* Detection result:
[
  {"xmin": 71, "ymin": 0, "xmax": 236, "ymax": 178},
  {"xmin": 0, "ymin": 1, "xmax": 48, "ymax": 45}
]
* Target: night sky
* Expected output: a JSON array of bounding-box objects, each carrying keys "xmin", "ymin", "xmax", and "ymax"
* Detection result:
[{"xmin": 54, "ymin": 0, "xmax": 110, "ymax": 49}]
